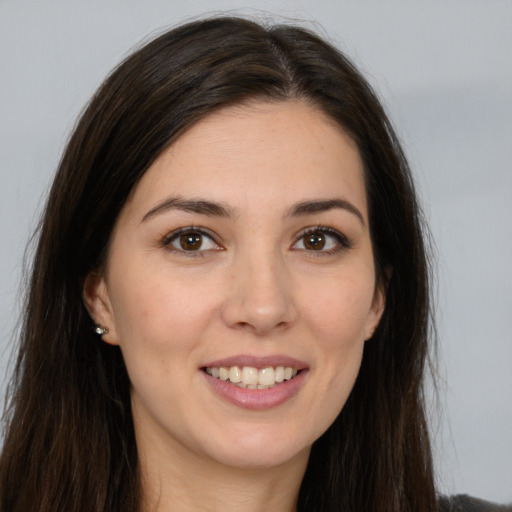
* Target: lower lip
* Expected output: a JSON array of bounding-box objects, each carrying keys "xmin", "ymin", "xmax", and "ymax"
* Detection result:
[{"xmin": 202, "ymin": 370, "xmax": 308, "ymax": 410}]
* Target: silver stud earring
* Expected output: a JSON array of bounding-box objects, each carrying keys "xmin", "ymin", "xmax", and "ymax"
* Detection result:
[{"xmin": 94, "ymin": 325, "xmax": 109, "ymax": 336}]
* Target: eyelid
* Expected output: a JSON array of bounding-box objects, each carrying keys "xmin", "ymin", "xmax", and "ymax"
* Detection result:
[
  {"xmin": 161, "ymin": 226, "xmax": 223, "ymax": 254},
  {"xmin": 159, "ymin": 224, "xmax": 351, "ymax": 256},
  {"xmin": 292, "ymin": 225, "xmax": 352, "ymax": 254}
]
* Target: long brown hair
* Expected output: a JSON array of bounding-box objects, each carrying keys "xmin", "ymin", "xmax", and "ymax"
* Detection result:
[{"xmin": 0, "ymin": 16, "xmax": 437, "ymax": 512}]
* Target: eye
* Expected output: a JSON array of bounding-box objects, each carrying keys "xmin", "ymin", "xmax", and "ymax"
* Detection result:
[
  {"xmin": 292, "ymin": 227, "xmax": 351, "ymax": 254},
  {"xmin": 163, "ymin": 228, "xmax": 221, "ymax": 254}
]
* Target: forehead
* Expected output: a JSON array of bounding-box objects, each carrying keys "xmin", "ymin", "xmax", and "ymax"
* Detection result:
[{"xmin": 124, "ymin": 100, "xmax": 367, "ymax": 221}]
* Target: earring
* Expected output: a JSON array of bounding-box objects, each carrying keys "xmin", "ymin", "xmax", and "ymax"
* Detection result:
[{"xmin": 94, "ymin": 325, "xmax": 109, "ymax": 336}]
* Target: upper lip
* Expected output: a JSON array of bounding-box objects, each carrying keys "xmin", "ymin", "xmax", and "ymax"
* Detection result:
[{"xmin": 202, "ymin": 354, "xmax": 308, "ymax": 370}]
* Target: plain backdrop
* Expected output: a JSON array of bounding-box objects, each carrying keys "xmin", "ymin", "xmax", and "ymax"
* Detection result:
[{"xmin": 1, "ymin": 0, "xmax": 511, "ymax": 503}]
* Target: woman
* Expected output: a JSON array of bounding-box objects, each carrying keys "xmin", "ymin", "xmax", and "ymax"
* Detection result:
[{"xmin": 0, "ymin": 16, "xmax": 504, "ymax": 512}]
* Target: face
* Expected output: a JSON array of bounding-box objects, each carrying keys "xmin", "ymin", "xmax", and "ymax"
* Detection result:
[{"xmin": 85, "ymin": 100, "xmax": 385, "ymax": 473}]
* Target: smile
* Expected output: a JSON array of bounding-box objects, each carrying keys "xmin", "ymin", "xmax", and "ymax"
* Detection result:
[{"xmin": 204, "ymin": 366, "xmax": 299, "ymax": 389}]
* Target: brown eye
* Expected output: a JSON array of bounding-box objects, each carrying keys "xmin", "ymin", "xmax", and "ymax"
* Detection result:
[
  {"xmin": 303, "ymin": 232, "xmax": 326, "ymax": 250},
  {"xmin": 165, "ymin": 228, "xmax": 220, "ymax": 254},
  {"xmin": 179, "ymin": 232, "xmax": 203, "ymax": 250},
  {"xmin": 292, "ymin": 227, "xmax": 350, "ymax": 254}
]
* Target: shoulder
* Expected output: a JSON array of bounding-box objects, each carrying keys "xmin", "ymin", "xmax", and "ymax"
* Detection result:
[{"xmin": 439, "ymin": 495, "xmax": 512, "ymax": 512}]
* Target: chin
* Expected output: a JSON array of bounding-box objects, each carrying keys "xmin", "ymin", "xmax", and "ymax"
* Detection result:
[
  {"xmin": 211, "ymin": 444, "xmax": 310, "ymax": 471},
  {"xmin": 197, "ymin": 422, "xmax": 314, "ymax": 471}
]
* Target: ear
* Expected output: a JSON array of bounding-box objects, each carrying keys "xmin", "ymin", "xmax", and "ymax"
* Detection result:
[
  {"xmin": 83, "ymin": 272, "xmax": 120, "ymax": 346},
  {"xmin": 364, "ymin": 277, "xmax": 388, "ymax": 341}
]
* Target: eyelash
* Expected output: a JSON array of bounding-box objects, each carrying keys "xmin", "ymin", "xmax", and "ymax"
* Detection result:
[
  {"xmin": 161, "ymin": 226, "xmax": 221, "ymax": 258},
  {"xmin": 160, "ymin": 225, "xmax": 352, "ymax": 257},
  {"xmin": 293, "ymin": 225, "xmax": 352, "ymax": 256}
]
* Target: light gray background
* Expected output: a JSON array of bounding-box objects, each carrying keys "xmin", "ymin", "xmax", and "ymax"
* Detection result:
[{"xmin": 1, "ymin": 0, "xmax": 511, "ymax": 503}]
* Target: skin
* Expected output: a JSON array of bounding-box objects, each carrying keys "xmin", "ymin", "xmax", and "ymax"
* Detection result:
[{"xmin": 85, "ymin": 100, "xmax": 386, "ymax": 512}]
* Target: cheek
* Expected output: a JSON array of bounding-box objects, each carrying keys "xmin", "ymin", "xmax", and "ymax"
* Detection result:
[
  {"xmin": 299, "ymin": 271, "xmax": 374, "ymax": 401},
  {"xmin": 107, "ymin": 271, "xmax": 221, "ymax": 419},
  {"xmin": 108, "ymin": 265, "xmax": 220, "ymax": 361},
  {"xmin": 306, "ymin": 290, "xmax": 368, "ymax": 433},
  {"xmin": 302, "ymin": 271, "xmax": 375, "ymax": 344}
]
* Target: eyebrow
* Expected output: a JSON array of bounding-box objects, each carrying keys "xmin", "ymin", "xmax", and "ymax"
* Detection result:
[
  {"xmin": 141, "ymin": 196, "xmax": 365, "ymax": 226},
  {"xmin": 141, "ymin": 197, "xmax": 234, "ymax": 223},
  {"xmin": 286, "ymin": 199, "xmax": 366, "ymax": 226}
]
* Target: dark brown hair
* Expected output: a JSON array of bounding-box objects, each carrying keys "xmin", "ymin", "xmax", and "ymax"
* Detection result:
[{"xmin": 0, "ymin": 16, "xmax": 436, "ymax": 512}]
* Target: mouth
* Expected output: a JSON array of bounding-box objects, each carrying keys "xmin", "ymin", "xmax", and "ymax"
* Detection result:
[
  {"xmin": 201, "ymin": 357, "xmax": 308, "ymax": 410},
  {"xmin": 203, "ymin": 365, "xmax": 301, "ymax": 389}
]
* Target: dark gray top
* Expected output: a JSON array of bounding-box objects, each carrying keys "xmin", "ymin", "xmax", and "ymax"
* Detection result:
[{"xmin": 439, "ymin": 495, "xmax": 512, "ymax": 512}]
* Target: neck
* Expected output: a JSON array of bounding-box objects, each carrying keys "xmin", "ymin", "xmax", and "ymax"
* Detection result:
[{"xmin": 138, "ymin": 433, "xmax": 309, "ymax": 512}]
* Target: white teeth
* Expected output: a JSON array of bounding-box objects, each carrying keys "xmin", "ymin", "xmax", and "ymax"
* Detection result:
[
  {"xmin": 205, "ymin": 365, "xmax": 300, "ymax": 388},
  {"xmin": 228, "ymin": 366, "xmax": 241, "ymax": 383},
  {"xmin": 258, "ymin": 367, "xmax": 275, "ymax": 386},
  {"xmin": 241, "ymin": 367, "xmax": 258, "ymax": 386}
]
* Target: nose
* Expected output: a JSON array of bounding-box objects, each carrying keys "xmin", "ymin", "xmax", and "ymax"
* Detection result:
[{"xmin": 221, "ymin": 249, "xmax": 297, "ymax": 336}]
